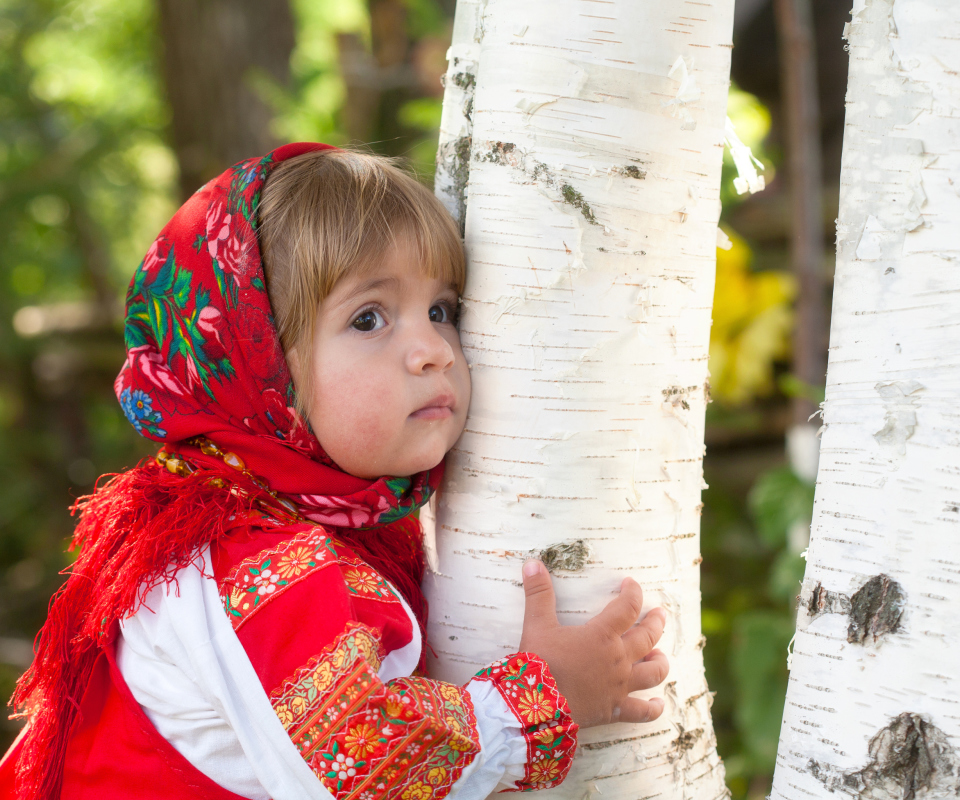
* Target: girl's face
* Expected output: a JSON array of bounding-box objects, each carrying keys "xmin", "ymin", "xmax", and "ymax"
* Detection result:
[{"xmin": 292, "ymin": 239, "xmax": 471, "ymax": 479}]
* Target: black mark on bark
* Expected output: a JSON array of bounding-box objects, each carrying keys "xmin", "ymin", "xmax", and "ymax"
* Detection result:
[
  {"xmin": 536, "ymin": 539, "xmax": 588, "ymax": 573},
  {"xmin": 848, "ymin": 574, "xmax": 904, "ymax": 645},
  {"xmin": 668, "ymin": 725, "xmax": 704, "ymax": 762},
  {"xmin": 451, "ymin": 70, "xmax": 475, "ymax": 122},
  {"xmin": 475, "ymin": 140, "xmax": 600, "ymax": 226},
  {"xmin": 452, "ymin": 70, "xmax": 475, "ymax": 92},
  {"xmin": 477, "ymin": 140, "xmax": 517, "ymax": 166},
  {"xmin": 808, "ymin": 582, "xmax": 851, "ymax": 618},
  {"xmin": 560, "ymin": 184, "xmax": 598, "ymax": 225},
  {"xmin": 805, "ymin": 574, "xmax": 905, "ymax": 645},
  {"xmin": 437, "ymin": 135, "xmax": 473, "ymax": 236},
  {"xmin": 662, "ymin": 385, "xmax": 698, "ymax": 410},
  {"xmin": 614, "ymin": 164, "xmax": 647, "ymax": 179},
  {"xmin": 809, "ymin": 713, "xmax": 960, "ymax": 799}
]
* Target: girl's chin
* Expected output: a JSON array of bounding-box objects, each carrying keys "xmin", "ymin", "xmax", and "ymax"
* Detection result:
[{"xmin": 343, "ymin": 451, "xmax": 447, "ymax": 481}]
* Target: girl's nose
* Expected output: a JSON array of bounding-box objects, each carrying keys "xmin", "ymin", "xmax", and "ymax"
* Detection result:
[{"xmin": 405, "ymin": 318, "xmax": 456, "ymax": 374}]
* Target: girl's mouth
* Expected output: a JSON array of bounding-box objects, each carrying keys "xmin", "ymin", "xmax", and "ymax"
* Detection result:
[{"xmin": 410, "ymin": 394, "xmax": 455, "ymax": 420}]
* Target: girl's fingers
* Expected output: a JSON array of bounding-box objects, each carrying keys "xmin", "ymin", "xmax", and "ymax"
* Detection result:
[
  {"xmin": 592, "ymin": 578, "xmax": 644, "ymax": 635},
  {"xmin": 614, "ymin": 696, "xmax": 665, "ymax": 724},
  {"xmin": 629, "ymin": 649, "xmax": 669, "ymax": 691},
  {"xmin": 621, "ymin": 608, "xmax": 666, "ymax": 660},
  {"xmin": 520, "ymin": 560, "xmax": 560, "ymax": 636}
]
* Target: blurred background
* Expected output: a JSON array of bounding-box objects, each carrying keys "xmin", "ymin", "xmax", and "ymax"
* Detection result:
[{"xmin": 0, "ymin": 0, "xmax": 846, "ymax": 796}]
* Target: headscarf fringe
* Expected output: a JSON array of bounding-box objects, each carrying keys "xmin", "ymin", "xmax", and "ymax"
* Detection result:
[{"xmin": 10, "ymin": 460, "xmax": 278, "ymax": 800}]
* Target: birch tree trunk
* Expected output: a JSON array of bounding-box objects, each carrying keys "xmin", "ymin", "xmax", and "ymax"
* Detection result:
[
  {"xmin": 428, "ymin": 2, "xmax": 734, "ymax": 797},
  {"xmin": 772, "ymin": 1, "xmax": 960, "ymax": 797}
]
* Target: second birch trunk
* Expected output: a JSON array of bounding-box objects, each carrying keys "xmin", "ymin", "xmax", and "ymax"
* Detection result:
[
  {"xmin": 772, "ymin": 1, "xmax": 960, "ymax": 797},
  {"xmin": 429, "ymin": 2, "xmax": 734, "ymax": 797}
]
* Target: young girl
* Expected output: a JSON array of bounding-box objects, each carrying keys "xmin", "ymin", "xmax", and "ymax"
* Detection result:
[{"xmin": 0, "ymin": 143, "xmax": 668, "ymax": 799}]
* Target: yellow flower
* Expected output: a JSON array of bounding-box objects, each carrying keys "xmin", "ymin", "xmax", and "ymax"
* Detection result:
[
  {"xmin": 311, "ymin": 662, "xmax": 334, "ymax": 692},
  {"xmin": 356, "ymin": 632, "xmax": 382, "ymax": 670},
  {"xmin": 275, "ymin": 703, "xmax": 293, "ymax": 727},
  {"xmin": 439, "ymin": 684, "xmax": 461, "ymax": 704},
  {"xmin": 709, "ymin": 226, "xmax": 797, "ymax": 405},
  {"xmin": 277, "ymin": 546, "xmax": 315, "ymax": 579},
  {"xmin": 290, "ymin": 695, "xmax": 307, "ymax": 717},
  {"xmin": 533, "ymin": 728, "xmax": 557, "ymax": 745},
  {"xmin": 345, "ymin": 568, "xmax": 381, "ymax": 594},
  {"xmin": 345, "ymin": 723, "xmax": 380, "ymax": 759},
  {"xmin": 517, "ymin": 688, "xmax": 555, "ymax": 725},
  {"xmin": 385, "ymin": 695, "xmax": 405, "ymax": 718},
  {"xmin": 529, "ymin": 757, "xmax": 562, "ymax": 785},
  {"xmin": 426, "ymin": 766, "xmax": 447, "ymax": 785},
  {"xmin": 401, "ymin": 782, "xmax": 433, "ymax": 800},
  {"xmin": 502, "ymin": 661, "xmax": 524, "ymax": 680},
  {"xmin": 444, "ymin": 714, "xmax": 462, "ymax": 734},
  {"xmin": 447, "ymin": 732, "xmax": 476, "ymax": 753}
]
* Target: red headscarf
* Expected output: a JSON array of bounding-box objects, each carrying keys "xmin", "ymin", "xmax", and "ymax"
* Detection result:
[{"xmin": 11, "ymin": 143, "xmax": 444, "ymax": 799}]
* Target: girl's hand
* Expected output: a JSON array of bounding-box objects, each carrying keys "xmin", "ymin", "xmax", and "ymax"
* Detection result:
[{"xmin": 517, "ymin": 560, "xmax": 669, "ymax": 728}]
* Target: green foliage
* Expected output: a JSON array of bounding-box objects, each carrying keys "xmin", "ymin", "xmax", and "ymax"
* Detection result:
[
  {"xmin": 730, "ymin": 612, "xmax": 794, "ymax": 769},
  {"xmin": 273, "ymin": 0, "xmax": 367, "ymax": 144},
  {"xmin": 0, "ymin": 0, "xmax": 167, "ymax": 747},
  {"xmin": 702, "ymin": 454, "xmax": 813, "ymax": 799},
  {"xmin": 748, "ymin": 466, "xmax": 815, "ymax": 550}
]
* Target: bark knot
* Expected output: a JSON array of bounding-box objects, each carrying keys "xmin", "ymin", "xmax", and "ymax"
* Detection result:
[
  {"xmin": 804, "ymin": 574, "xmax": 905, "ymax": 646},
  {"xmin": 847, "ymin": 573, "xmax": 904, "ymax": 645},
  {"xmin": 535, "ymin": 539, "xmax": 589, "ymax": 573},
  {"xmin": 810, "ymin": 713, "xmax": 960, "ymax": 799}
]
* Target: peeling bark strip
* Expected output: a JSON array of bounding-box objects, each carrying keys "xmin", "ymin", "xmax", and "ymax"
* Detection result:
[
  {"xmin": 804, "ymin": 574, "xmax": 905, "ymax": 645},
  {"xmin": 809, "ymin": 714, "xmax": 960, "ymax": 800},
  {"xmin": 807, "ymin": 582, "xmax": 852, "ymax": 618},
  {"xmin": 434, "ymin": 1, "xmax": 481, "ymax": 230},
  {"xmin": 436, "ymin": 135, "xmax": 473, "ymax": 235},
  {"xmin": 429, "ymin": 1, "xmax": 735, "ymax": 797},
  {"xmin": 772, "ymin": 0, "xmax": 960, "ymax": 796}
]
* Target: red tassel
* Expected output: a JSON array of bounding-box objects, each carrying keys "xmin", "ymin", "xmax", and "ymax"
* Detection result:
[{"xmin": 10, "ymin": 460, "xmax": 280, "ymax": 800}]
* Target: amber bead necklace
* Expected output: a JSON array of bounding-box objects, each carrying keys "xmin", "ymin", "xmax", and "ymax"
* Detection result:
[{"xmin": 155, "ymin": 436, "xmax": 304, "ymax": 522}]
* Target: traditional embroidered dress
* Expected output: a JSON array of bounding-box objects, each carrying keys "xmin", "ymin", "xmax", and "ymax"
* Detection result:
[{"xmin": 0, "ymin": 143, "xmax": 577, "ymax": 800}]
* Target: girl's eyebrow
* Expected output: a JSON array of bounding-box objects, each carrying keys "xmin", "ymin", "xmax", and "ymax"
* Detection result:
[{"xmin": 333, "ymin": 276, "xmax": 401, "ymax": 309}]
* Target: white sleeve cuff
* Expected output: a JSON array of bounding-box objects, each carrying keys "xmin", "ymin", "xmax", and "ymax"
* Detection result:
[{"xmin": 446, "ymin": 679, "xmax": 528, "ymax": 799}]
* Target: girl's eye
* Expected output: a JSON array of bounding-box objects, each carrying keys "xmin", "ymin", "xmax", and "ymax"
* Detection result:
[
  {"xmin": 429, "ymin": 304, "xmax": 453, "ymax": 324},
  {"xmin": 351, "ymin": 309, "xmax": 385, "ymax": 332}
]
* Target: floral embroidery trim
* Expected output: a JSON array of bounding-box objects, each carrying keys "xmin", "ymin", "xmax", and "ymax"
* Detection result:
[
  {"xmin": 473, "ymin": 652, "xmax": 579, "ymax": 792},
  {"xmin": 219, "ymin": 527, "xmax": 339, "ymax": 629},
  {"xmin": 271, "ymin": 623, "xmax": 481, "ymax": 799},
  {"xmin": 219, "ymin": 530, "xmax": 407, "ymax": 630},
  {"xmin": 338, "ymin": 554, "xmax": 402, "ymax": 604}
]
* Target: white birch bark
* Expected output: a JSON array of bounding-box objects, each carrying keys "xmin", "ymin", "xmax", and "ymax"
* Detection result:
[
  {"xmin": 429, "ymin": 3, "xmax": 734, "ymax": 797},
  {"xmin": 772, "ymin": 1, "xmax": 960, "ymax": 797}
]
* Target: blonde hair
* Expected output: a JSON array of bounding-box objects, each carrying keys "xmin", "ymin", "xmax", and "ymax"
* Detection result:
[{"xmin": 257, "ymin": 148, "xmax": 466, "ymax": 418}]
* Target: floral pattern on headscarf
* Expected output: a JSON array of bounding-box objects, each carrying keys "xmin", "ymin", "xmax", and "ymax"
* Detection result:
[{"xmin": 114, "ymin": 142, "xmax": 441, "ymax": 528}]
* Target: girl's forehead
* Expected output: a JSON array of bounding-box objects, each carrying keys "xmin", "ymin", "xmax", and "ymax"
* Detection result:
[
  {"xmin": 343, "ymin": 236, "xmax": 459, "ymax": 292},
  {"xmin": 327, "ymin": 255, "xmax": 457, "ymax": 311}
]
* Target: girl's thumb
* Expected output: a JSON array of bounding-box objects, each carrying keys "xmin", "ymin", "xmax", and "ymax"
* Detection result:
[{"xmin": 521, "ymin": 560, "xmax": 559, "ymax": 631}]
